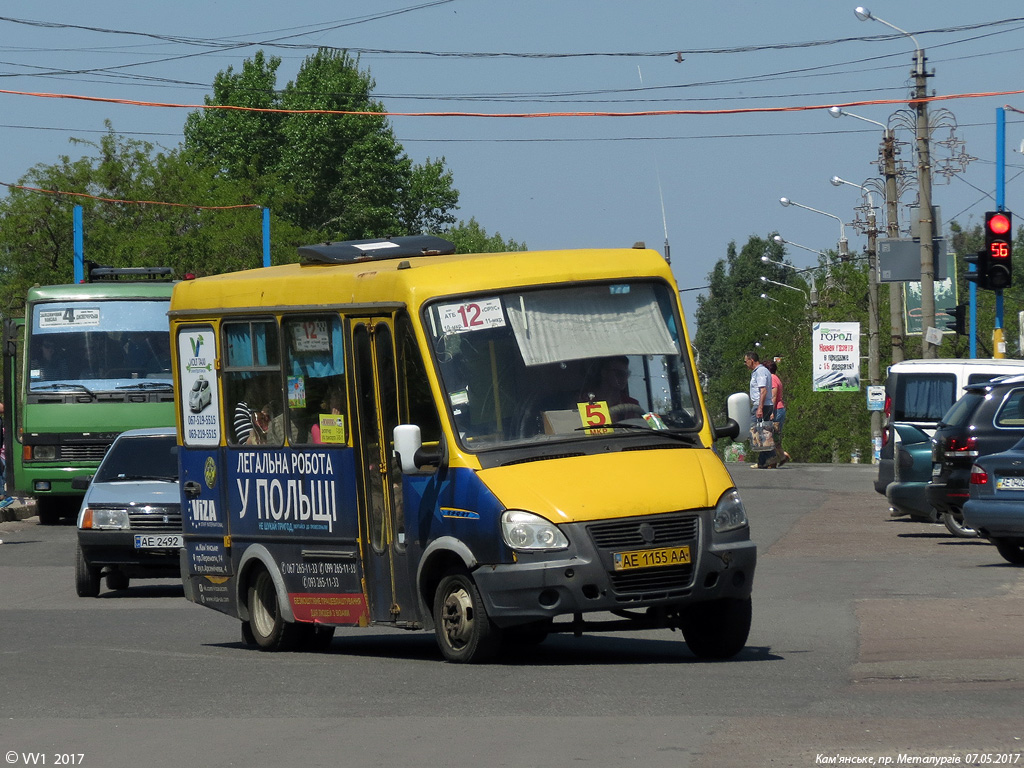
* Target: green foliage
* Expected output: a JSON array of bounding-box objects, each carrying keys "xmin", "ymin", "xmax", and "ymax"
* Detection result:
[
  {"xmin": 444, "ymin": 218, "xmax": 527, "ymax": 253},
  {"xmin": 183, "ymin": 48, "xmax": 459, "ymax": 239}
]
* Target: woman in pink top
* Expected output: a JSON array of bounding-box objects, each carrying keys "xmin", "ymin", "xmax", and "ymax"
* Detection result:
[{"xmin": 767, "ymin": 360, "xmax": 790, "ymax": 466}]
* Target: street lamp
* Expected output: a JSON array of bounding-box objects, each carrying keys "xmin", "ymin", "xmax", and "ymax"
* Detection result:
[
  {"xmin": 759, "ymin": 293, "xmax": 780, "ymax": 303},
  {"xmin": 759, "ymin": 275, "xmax": 810, "ymax": 304},
  {"xmin": 828, "ymin": 106, "xmax": 891, "ymax": 138},
  {"xmin": 855, "ymin": 5, "xmax": 936, "ymax": 358},
  {"xmin": 779, "ymin": 197, "xmax": 848, "ymax": 258},
  {"xmin": 853, "ymin": 7, "xmax": 922, "ymax": 73},
  {"xmin": 772, "ymin": 235, "xmax": 825, "ymax": 259},
  {"xmin": 762, "ymin": 254, "xmax": 819, "ymax": 306}
]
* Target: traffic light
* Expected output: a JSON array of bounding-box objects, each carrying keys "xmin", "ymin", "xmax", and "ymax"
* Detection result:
[
  {"xmin": 965, "ymin": 251, "xmax": 986, "ymax": 288},
  {"xmin": 943, "ymin": 303, "xmax": 967, "ymax": 335},
  {"xmin": 984, "ymin": 210, "xmax": 1013, "ymax": 290}
]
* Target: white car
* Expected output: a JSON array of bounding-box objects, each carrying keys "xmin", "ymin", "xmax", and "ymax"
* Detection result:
[{"xmin": 188, "ymin": 377, "xmax": 212, "ymax": 413}]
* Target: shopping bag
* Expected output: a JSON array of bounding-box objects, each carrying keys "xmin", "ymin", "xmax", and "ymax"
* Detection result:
[{"xmin": 749, "ymin": 420, "xmax": 775, "ymax": 452}]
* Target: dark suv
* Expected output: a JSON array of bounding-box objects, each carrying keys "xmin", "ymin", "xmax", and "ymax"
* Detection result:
[{"xmin": 927, "ymin": 375, "xmax": 1024, "ymax": 537}]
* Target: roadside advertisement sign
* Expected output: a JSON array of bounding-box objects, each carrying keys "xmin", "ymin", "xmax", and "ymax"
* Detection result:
[{"xmin": 812, "ymin": 322, "xmax": 861, "ymax": 392}]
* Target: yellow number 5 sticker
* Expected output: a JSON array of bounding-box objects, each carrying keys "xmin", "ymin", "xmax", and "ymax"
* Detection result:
[{"xmin": 577, "ymin": 401, "xmax": 612, "ymax": 434}]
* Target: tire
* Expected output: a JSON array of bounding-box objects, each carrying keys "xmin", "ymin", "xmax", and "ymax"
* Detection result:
[
  {"xmin": 246, "ymin": 568, "xmax": 304, "ymax": 651},
  {"xmin": 502, "ymin": 619, "xmax": 552, "ymax": 651},
  {"xmin": 433, "ymin": 571, "xmax": 502, "ymax": 663},
  {"xmin": 74, "ymin": 543, "xmax": 101, "ymax": 598},
  {"xmin": 105, "ymin": 570, "xmax": 130, "ymax": 591},
  {"xmin": 942, "ymin": 508, "xmax": 978, "ymax": 539},
  {"xmin": 680, "ymin": 597, "xmax": 752, "ymax": 660},
  {"xmin": 301, "ymin": 624, "xmax": 336, "ymax": 652},
  {"xmin": 993, "ymin": 538, "xmax": 1024, "ymax": 565},
  {"xmin": 37, "ymin": 497, "xmax": 65, "ymax": 526},
  {"xmin": 240, "ymin": 621, "xmax": 257, "ymax": 646}
]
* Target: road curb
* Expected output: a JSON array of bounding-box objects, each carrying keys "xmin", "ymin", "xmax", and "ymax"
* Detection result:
[{"xmin": 0, "ymin": 497, "xmax": 36, "ymax": 523}]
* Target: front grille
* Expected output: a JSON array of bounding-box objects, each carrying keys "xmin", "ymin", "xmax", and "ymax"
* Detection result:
[
  {"xmin": 128, "ymin": 507, "xmax": 182, "ymax": 531},
  {"xmin": 587, "ymin": 512, "xmax": 700, "ymax": 598},
  {"xmin": 61, "ymin": 445, "xmax": 110, "ymax": 461},
  {"xmin": 588, "ymin": 515, "xmax": 699, "ymax": 549},
  {"xmin": 609, "ymin": 566, "xmax": 694, "ymax": 595}
]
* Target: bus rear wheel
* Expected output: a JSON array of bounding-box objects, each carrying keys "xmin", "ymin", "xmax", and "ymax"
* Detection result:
[
  {"xmin": 247, "ymin": 568, "xmax": 304, "ymax": 651},
  {"xmin": 433, "ymin": 572, "xmax": 501, "ymax": 663}
]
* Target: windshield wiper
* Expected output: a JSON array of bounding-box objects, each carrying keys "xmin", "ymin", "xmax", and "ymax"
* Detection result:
[
  {"xmin": 575, "ymin": 422, "xmax": 701, "ymax": 445},
  {"xmin": 116, "ymin": 381, "xmax": 173, "ymax": 390},
  {"xmin": 32, "ymin": 382, "xmax": 95, "ymax": 397}
]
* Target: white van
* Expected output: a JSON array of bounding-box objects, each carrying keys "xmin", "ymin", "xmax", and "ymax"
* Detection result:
[{"xmin": 874, "ymin": 358, "xmax": 1024, "ymax": 495}]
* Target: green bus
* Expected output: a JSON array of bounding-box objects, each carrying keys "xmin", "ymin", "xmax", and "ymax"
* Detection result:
[{"xmin": 3, "ymin": 268, "xmax": 176, "ymax": 524}]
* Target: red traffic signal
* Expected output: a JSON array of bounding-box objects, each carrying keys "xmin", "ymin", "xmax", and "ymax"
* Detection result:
[{"xmin": 984, "ymin": 211, "xmax": 1013, "ymax": 290}]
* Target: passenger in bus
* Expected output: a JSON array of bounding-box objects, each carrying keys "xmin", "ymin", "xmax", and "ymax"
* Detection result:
[
  {"xmin": 310, "ymin": 385, "xmax": 345, "ymax": 444},
  {"xmin": 233, "ymin": 401, "xmax": 264, "ymax": 445}
]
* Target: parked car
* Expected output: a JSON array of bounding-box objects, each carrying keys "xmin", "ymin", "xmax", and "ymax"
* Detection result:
[
  {"xmin": 963, "ymin": 446, "xmax": 1024, "ymax": 565},
  {"xmin": 885, "ymin": 422, "xmax": 937, "ymax": 523},
  {"xmin": 927, "ymin": 374, "xmax": 1024, "ymax": 538},
  {"xmin": 874, "ymin": 359, "xmax": 1024, "ymax": 496},
  {"xmin": 74, "ymin": 427, "xmax": 181, "ymax": 597}
]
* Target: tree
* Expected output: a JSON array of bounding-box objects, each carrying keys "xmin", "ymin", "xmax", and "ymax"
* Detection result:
[
  {"xmin": 183, "ymin": 49, "xmax": 459, "ymax": 240},
  {"xmin": 444, "ymin": 218, "xmax": 526, "ymax": 254},
  {"xmin": 0, "ymin": 126, "xmax": 309, "ymax": 317}
]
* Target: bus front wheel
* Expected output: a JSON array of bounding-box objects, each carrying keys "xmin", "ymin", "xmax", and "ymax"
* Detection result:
[
  {"xmin": 247, "ymin": 568, "xmax": 304, "ymax": 651},
  {"xmin": 680, "ymin": 597, "xmax": 752, "ymax": 660},
  {"xmin": 433, "ymin": 572, "xmax": 501, "ymax": 664}
]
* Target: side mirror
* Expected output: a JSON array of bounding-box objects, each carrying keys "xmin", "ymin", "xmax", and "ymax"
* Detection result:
[
  {"xmin": 714, "ymin": 392, "xmax": 751, "ymax": 441},
  {"xmin": 71, "ymin": 475, "xmax": 93, "ymax": 491},
  {"xmin": 393, "ymin": 424, "xmax": 422, "ymax": 473},
  {"xmin": 394, "ymin": 424, "xmax": 442, "ymax": 473}
]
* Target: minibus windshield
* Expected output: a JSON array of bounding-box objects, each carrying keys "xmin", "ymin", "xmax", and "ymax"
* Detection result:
[{"xmin": 425, "ymin": 281, "xmax": 702, "ymax": 450}]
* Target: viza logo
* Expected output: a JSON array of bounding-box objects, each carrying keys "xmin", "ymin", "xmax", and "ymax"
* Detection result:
[{"xmin": 190, "ymin": 335, "xmax": 204, "ymax": 357}]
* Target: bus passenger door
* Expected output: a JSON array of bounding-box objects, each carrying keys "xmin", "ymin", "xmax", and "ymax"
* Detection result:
[{"xmin": 352, "ymin": 319, "xmax": 413, "ymax": 625}]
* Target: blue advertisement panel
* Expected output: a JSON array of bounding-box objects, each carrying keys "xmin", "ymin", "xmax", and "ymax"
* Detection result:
[{"xmin": 226, "ymin": 447, "xmax": 360, "ymax": 539}]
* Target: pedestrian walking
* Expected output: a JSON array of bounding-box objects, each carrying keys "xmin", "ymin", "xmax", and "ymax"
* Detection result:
[
  {"xmin": 744, "ymin": 351, "xmax": 775, "ymax": 468},
  {"xmin": 768, "ymin": 360, "xmax": 791, "ymax": 467}
]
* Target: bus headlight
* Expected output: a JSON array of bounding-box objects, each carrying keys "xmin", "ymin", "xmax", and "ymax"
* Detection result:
[
  {"xmin": 31, "ymin": 445, "xmax": 57, "ymax": 461},
  {"xmin": 82, "ymin": 507, "xmax": 130, "ymax": 530},
  {"xmin": 501, "ymin": 510, "xmax": 569, "ymax": 551},
  {"xmin": 713, "ymin": 489, "xmax": 748, "ymax": 533}
]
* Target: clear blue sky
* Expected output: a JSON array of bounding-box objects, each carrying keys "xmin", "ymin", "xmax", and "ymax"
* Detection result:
[{"xmin": 2, "ymin": 0, "xmax": 1023, "ymax": 324}]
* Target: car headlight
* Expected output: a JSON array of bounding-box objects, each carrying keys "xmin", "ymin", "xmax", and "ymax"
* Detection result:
[
  {"xmin": 713, "ymin": 489, "xmax": 748, "ymax": 533},
  {"xmin": 81, "ymin": 507, "xmax": 130, "ymax": 530},
  {"xmin": 501, "ymin": 510, "xmax": 569, "ymax": 551}
]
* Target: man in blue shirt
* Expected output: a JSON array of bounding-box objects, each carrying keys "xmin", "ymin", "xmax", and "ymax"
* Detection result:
[{"xmin": 744, "ymin": 351, "xmax": 775, "ymax": 468}]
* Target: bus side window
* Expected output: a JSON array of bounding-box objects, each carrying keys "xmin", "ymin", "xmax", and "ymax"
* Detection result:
[
  {"xmin": 397, "ymin": 313, "xmax": 441, "ymax": 461},
  {"xmin": 223, "ymin": 320, "xmax": 282, "ymax": 447},
  {"xmin": 282, "ymin": 315, "xmax": 348, "ymax": 446}
]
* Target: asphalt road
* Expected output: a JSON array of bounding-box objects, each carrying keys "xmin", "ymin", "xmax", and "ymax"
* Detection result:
[{"xmin": 0, "ymin": 462, "xmax": 1021, "ymax": 768}]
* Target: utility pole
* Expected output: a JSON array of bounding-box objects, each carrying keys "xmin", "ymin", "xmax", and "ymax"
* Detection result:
[
  {"xmin": 914, "ymin": 49, "xmax": 937, "ymax": 358},
  {"xmin": 866, "ymin": 206, "xmax": 881, "ymax": 455},
  {"xmin": 882, "ymin": 131, "xmax": 905, "ymax": 363}
]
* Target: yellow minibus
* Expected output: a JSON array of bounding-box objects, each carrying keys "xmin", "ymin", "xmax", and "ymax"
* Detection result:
[{"xmin": 172, "ymin": 236, "xmax": 755, "ymax": 663}]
